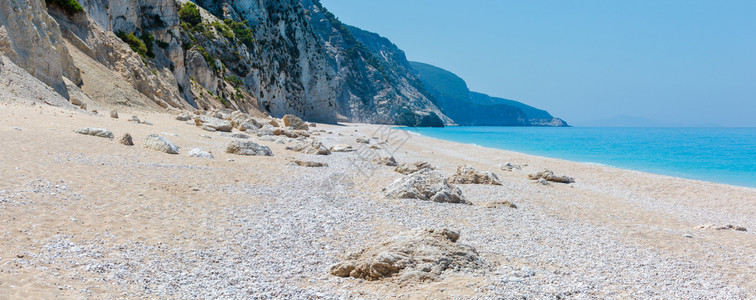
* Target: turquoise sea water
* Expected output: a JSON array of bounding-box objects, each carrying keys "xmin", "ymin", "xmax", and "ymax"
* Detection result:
[{"xmin": 402, "ymin": 127, "xmax": 756, "ymax": 188}]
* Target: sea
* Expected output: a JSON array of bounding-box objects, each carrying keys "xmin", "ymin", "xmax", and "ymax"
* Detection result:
[{"xmin": 401, "ymin": 126, "xmax": 756, "ymax": 189}]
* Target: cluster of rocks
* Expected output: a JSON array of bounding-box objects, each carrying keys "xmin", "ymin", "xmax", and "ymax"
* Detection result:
[
  {"xmin": 288, "ymin": 139, "xmax": 330, "ymax": 155},
  {"xmin": 384, "ymin": 169, "xmax": 469, "ymax": 204},
  {"xmin": 330, "ymin": 228, "xmax": 486, "ymax": 282},
  {"xmin": 394, "ymin": 161, "xmax": 434, "ymax": 175},
  {"xmin": 448, "ymin": 165, "xmax": 503, "ymax": 185},
  {"xmin": 529, "ymin": 169, "xmax": 575, "ymax": 184}
]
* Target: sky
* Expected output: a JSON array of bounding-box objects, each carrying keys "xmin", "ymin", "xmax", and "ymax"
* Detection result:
[{"xmin": 319, "ymin": 0, "xmax": 756, "ymax": 127}]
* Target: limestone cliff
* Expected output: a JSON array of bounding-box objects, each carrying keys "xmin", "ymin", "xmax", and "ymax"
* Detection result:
[
  {"xmin": 0, "ymin": 0, "xmax": 561, "ymax": 127},
  {"xmin": 0, "ymin": 0, "xmax": 81, "ymax": 99}
]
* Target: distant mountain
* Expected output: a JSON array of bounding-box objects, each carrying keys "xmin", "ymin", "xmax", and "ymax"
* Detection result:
[{"xmin": 410, "ymin": 62, "xmax": 567, "ymax": 126}]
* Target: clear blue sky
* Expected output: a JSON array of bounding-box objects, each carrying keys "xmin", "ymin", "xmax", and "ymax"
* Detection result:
[{"xmin": 319, "ymin": 0, "xmax": 756, "ymax": 127}]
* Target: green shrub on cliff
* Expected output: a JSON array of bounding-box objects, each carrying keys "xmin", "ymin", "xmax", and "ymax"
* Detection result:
[
  {"xmin": 179, "ymin": 2, "xmax": 202, "ymax": 28},
  {"xmin": 140, "ymin": 33, "xmax": 156, "ymax": 58},
  {"xmin": 46, "ymin": 0, "xmax": 84, "ymax": 14},
  {"xmin": 116, "ymin": 32, "xmax": 148, "ymax": 59},
  {"xmin": 224, "ymin": 19, "xmax": 255, "ymax": 49}
]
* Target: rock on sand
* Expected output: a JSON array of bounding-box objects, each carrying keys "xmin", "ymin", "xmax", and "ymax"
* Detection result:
[
  {"xmin": 373, "ymin": 156, "xmax": 398, "ymax": 167},
  {"xmin": 282, "ymin": 114, "xmax": 309, "ymax": 130},
  {"xmin": 118, "ymin": 133, "xmax": 133, "ymax": 146},
  {"xmin": 394, "ymin": 162, "xmax": 433, "ymax": 175},
  {"xmin": 448, "ymin": 165, "xmax": 502, "ymax": 185},
  {"xmin": 187, "ymin": 148, "xmax": 214, "ymax": 159},
  {"xmin": 330, "ymin": 228, "xmax": 485, "ymax": 281},
  {"xmin": 384, "ymin": 169, "xmax": 469, "ymax": 204},
  {"xmin": 529, "ymin": 169, "xmax": 575, "ymax": 183},
  {"xmin": 226, "ymin": 140, "xmax": 273, "ymax": 156},
  {"xmin": 143, "ymin": 134, "xmax": 179, "ymax": 154},
  {"xmin": 74, "ymin": 128, "xmax": 114, "ymax": 139}
]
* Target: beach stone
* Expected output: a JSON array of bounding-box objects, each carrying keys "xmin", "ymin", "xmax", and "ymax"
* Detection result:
[
  {"xmin": 394, "ymin": 162, "xmax": 433, "ymax": 175},
  {"xmin": 384, "ymin": 169, "xmax": 469, "ymax": 204},
  {"xmin": 74, "ymin": 128, "xmax": 114, "ymax": 139},
  {"xmin": 292, "ymin": 160, "xmax": 328, "ymax": 167},
  {"xmin": 194, "ymin": 116, "xmax": 232, "ymax": 132},
  {"xmin": 187, "ymin": 148, "xmax": 214, "ymax": 159},
  {"xmin": 282, "ymin": 114, "xmax": 309, "ymax": 130},
  {"xmin": 237, "ymin": 122, "xmax": 259, "ymax": 132},
  {"xmin": 536, "ymin": 178, "xmax": 550, "ymax": 186},
  {"xmin": 373, "ymin": 156, "xmax": 398, "ymax": 167},
  {"xmin": 498, "ymin": 162, "xmax": 521, "ymax": 171},
  {"xmin": 273, "ymin": 128, "xmax": 309, "ymax": 139},
  {"xmin": 256, "ymin": 124, "xmax": 275, "ymax": 136},
  {"xmin": 70, "ymin": 97, "xmax": 82, "ymax": 106},
  {"xmin": 118, "ymin": 133, "xmax": 134, "ymax": 146},
  {"xmin": 176, "ymin": 113, "xmax": 192, "ymax": 121},
  {"xmin": 143, "ymin": 134, "xmax": 179, "ymax": 154},
  {"xmin": 309, "ymin": 123, "xmax": 317, "ymax": 127},
  {"xmin": 698, "ymin": 224, "xmax": 747, "ymax": 232},
  {"xmin": 330, "ymin": 144, "xmax": 354, "ymax": 152},
  {"xmin": 528, "ymin": 169, "xmax": 575, "ymax": 183},
  {"xmin": 128, "ymin": 116, "xmax": 140, "ymax": 123},
  {"xmin": 231, "ymin": 133, "xmax": 250, "ymax": 139},
  {"xmin": 329, "ymin": 228, "xmax": 485, "ymax": 281},
  {"xmin": 80, "ymin": 103, "xmax": 87, "ymax": 110},
  {"xmin": 140, "ymin": 120, "xmax": 153, "ymax": 126},
  {"xmin": 291, "ymin": 139, "xmax": 331, "ymax": 155},
  {"xmin": 268, "ymin": 119, "xmax": 280, "ymax": 127},
  {"xmin": 110, "ymin": 110, "xmax": 119, "ymax": 119},
  {"xmin": 356, "ymin": 138, "xmax": 370, "ymax": 144},
  {"xmin": 229, "ymin": 114, "xmax": 258, "ymax": 129},
  {"xmin": 448, "ymin": 165, "xmax": 503, "ymax": 185},
  {"xmin": 486, "ymin": 200, "xmax": 517, "ymax": 209},
  {"xmin": 226, "ymin": 140, "xmax": 273, "ymax": 156}
]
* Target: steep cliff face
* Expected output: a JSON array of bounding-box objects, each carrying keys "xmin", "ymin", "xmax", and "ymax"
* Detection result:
[
  {"xmin": 48, "ymin": 1, "xmax": 187, "ymax": 109},
  {"xmin": 300, "ymin": 1, "xmax": 448, "ymax": 126},
  {"xmin": 411, "ymin": 61, "xmax": 568, "ymax": 127},
  {"xmin": 0, "ymin": 0, "xmax": 81, "ymax": 98},
  {"xmin": 1, "ymin": 0, "xmax": 491, "ymax": 127},
  {"xmin": 187, "ymin": 0, "xmax": 448, "ymax": 126}
]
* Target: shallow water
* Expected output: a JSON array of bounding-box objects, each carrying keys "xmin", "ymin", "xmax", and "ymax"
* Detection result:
[{"xmin": 403, "ymin": 126, "xmax": 756, "ymax": 188}]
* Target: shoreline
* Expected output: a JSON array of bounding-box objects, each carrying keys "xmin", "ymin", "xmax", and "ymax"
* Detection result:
[
  {"xmin": 1, "ymin": 101, "xmax": 754, "ymax": 298},
  {"xmin": 398, "ymin": 126, "xmax": 756, "ymax": 190}
]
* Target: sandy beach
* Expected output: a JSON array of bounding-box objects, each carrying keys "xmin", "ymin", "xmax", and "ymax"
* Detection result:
[{"xmin": 0, "ymin": 101, "xmax": 754, "ymax": 299}]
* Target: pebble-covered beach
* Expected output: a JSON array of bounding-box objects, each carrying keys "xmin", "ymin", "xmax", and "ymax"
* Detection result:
[{"xmin": 1, "ymin": 102, "xmax": 754, "ymax": 298}]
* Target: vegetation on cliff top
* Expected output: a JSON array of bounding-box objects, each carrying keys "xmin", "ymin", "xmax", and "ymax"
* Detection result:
[{"xmin": 45, "ymin": 0, "xmax": 84, "ymax": 14}]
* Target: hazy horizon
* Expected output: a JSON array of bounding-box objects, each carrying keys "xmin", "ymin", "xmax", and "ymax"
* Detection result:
[{"xmin": 319, "ymin": 0, "xmax": 756, "ymax": 127}]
